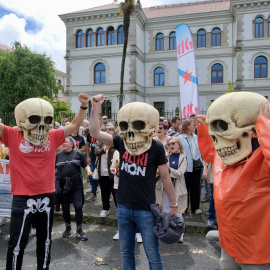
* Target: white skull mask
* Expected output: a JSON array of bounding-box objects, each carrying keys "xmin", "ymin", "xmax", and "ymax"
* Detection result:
[
  {"xmin": 206, "ymin": 92, "xmax": 267, "ymax": 165},
  {"xmin": 14, "ymin": 98, "xmax": 54, "ymax": 146},
  {"xmin": 117, "ymin": 102, "xmax": 159, "ymax": 156}
]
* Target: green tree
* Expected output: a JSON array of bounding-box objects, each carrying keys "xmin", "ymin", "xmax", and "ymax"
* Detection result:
[
  {"xmin": 0, "ymin": 41, "xmax": 63, "ymax": 113},
  {"xmin": 115, "ymin": 0, "xmax": 139, "ymax": 109}
]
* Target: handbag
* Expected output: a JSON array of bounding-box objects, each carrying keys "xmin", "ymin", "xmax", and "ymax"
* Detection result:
[
  {"xmin": 193, "ymin": 159, "xmax": 203, "ymax": 170},
  {"xmin": 92, "ymin": 159, "xmax": 99, "ymax": 180}
]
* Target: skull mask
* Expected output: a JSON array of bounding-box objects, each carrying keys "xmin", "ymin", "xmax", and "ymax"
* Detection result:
[
  {"xmin": 117, "ymin": 102, "xmax": 159, "ymax": 156},
  {"xmin": 206, "ymin": 92, "xmax": 267, "ymax": 165},
  {"xmin": 14, "ymin": 98, "xmax": 54, "ymax": 146}
]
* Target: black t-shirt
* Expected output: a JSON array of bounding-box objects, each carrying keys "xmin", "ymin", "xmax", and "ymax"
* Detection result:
[
  {"xmin": 86, "ymin": 132, "xmax": 97, "ymax": 161},
  {"xmin": 113, "ymin": 135, "xmax": 167, "ymax": 211},
  {"xmin": 55, "ymin": 150, "xmax": 87, "ymax": 190},
  {"xmin": 71, "ymin": 134, "xmax": 85, "ymax": 150}
]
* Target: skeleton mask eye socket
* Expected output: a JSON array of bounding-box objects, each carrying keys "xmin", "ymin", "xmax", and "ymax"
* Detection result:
[
  {"xmin": 132, "ymin": 121, "xmax": 145, "ymax": 131},
  {"xmin": 44, "ymin": 116, "xmax": 53, "ymax": 125},
  {"xmin": 119, "ymin": 121, "xmax": 128, "ymax": 131},
  {"xmin": 28, "ymin": 115, "xmax": 41, "ymax": 124},
  {"xmin": 211, "ymin": 120, "xmax": 228, "ymax": 132}
]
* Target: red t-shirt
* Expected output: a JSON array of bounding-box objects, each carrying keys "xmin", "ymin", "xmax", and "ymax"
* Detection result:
[{"xmin": 0, "ymin": 126, "xmax": 65, "ymax": 196}]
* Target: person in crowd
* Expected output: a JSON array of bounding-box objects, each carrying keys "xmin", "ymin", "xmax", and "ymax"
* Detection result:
[
  {"xmin": 2, "ymin": 93, "xmax": 89, "ymax": 270},
  {"xmin": 178, "ymin": 119, "xmax": 203, "ymax": 215},
  {"xmin": 79, "ymin": 119, "xmax": 89, "ymax": 136},
  {"xmin": 61, "ymin": 118, "xmax": 69, "ymax": 127},
  {"xmin": 94, "ymin": 123, "xmax": 117, "ymax": 218},
  {"xmin": 0, "ymin": 141, "xmax": 8, "ymax": 159},
  {"xmin": 164, "ymin": 137, "xmax": 187, "ymax": 243},
  {"xmin": 101, "ymin": 115, "xmax": 109, "ymax": 131},
  {"xmin": 55, "ymin": 136, "xmax": 92, "ymax": 241},
  {"xmin": 166, "ymin": 116, "xmax": 181, "ymax": 137},
  {"xmin": 85, "ymin": 130, "xmax": 98, "ymax": 202},
  {"xmin": 203, "ymin": 161, "xmax": 217, "ymax": 227},
  {"xmin": 70, "ymin": 128, "xmax": 85, "ymax": 153},
  {"xmin": 89, "ymin": 94, "xmax": 178, "ymax": 270},
  {"xmin": 153, "ymin": 122, "xmax": 170, "ymax": 153},
  {"xmin": 53, "ymin": 121, "xmax": 60, "ymax": 129}
]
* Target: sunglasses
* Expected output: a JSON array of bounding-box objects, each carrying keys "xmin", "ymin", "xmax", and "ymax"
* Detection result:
[
  {"xmin": 158, "ymin": 126, "xmax": 164, "ymax": 130},
  {"xmin": 167, "ymin": 142, "xmax": 177, "ymax": 147},
  {"xmin": 105, "ymin": 128, "xmax": 114, "ymax": 131}
]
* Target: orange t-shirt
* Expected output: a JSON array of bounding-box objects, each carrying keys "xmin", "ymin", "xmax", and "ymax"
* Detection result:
[{"xmin": 0, "ymin": 126, "xmax": 65, "ymax": 196}]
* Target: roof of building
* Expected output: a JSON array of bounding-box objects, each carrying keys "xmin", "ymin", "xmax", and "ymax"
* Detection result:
[
  {"xmin": 143, "ymin": 0, "xmax": 230, "ymax": 19},
  {"xmin": 0, "ymin": 43, "xmax": 12, "ymax": 52},
  {"xmin": 68, "ymin": 0, "xmax": 230, "ymax": 18}
]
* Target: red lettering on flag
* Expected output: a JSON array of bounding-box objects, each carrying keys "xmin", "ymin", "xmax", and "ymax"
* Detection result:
[{"xmin": 183, "ymin": 103, "xmax": 199, "ymax": 118}]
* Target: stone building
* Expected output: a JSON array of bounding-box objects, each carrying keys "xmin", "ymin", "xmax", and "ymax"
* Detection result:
[{"xmin": 59, "ymin": 0, "xmax": 270, "ymax": 116}]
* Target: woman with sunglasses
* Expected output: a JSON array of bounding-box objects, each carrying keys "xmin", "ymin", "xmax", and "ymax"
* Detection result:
[
  {"xmin": 153, "ymin": 122, "xmax": 170, "ymax": 155},
  {"xmin": 163, "ymin": 137, "xmax": 187, "ymax": 242}
]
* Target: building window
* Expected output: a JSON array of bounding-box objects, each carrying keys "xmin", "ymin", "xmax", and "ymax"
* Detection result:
[
  {"xmin": 94, "ymin": 63, "xmax": 106, "ymax": 84},
  {"xmin": 169, "ymin": 32, "xmax": 176, "ymax": 50},
  {"xmin": 107, "ymin": 27, "xmax": 115, "ymax": 45},
  {"xmin": 154, "ymin": 67, "xmax": 165, "ymax": 86},
  {"xmin": 76, "ymin": 30, "xmax": 84, "ymax": 48},
  {"xmin": 268, "ymin": 17, "xmax": 270, "ymax": 37},
  {"xmin": 211, "ymin": 64, "xmax": 223, "ymax": 83},
  {"xmin": 156, "ymin": 33, "xmax": 164, "ymax": 51},
  {"xmin": 255, "ymin": 17, "xmax": 264, "ymax": 38},
  {"xmin": 154, "ymin": 102, "xmax": 165, "ymax": 116},
  {"xmin": 118, "ymin": 26, "xmax": 124, "ymax": 44},
  {"xmin": 86, "ymin": 29, "xmax": 94, "ymax": 47},
  {"xmin": 254, "ymin": 56, "xmax": 268, "ymax": 78},
  {"xmin": 212, "ymin": 28, "xmax": 221, "ymax": 46},
  {"xmin": 197, "ymin": 29, "xmax": 206, "ymax": 48},
  {"xmin": 102, "ymin": 100, "xmax": 111, "ymax": 118},
  {"xmin": 96, "ymin": 28, "xmax": 104, "ymax": 46}
]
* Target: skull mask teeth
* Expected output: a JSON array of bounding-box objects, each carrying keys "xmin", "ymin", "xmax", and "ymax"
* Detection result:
[
  {"xmin": 117, "ymin": 102, "xmax": 159, "ymax": 156},
  {"xmin": 206, "ymin": 92, "xmax": 267, "ymax": 165},
  {"xmin": 14, "ymin": 98, "xmax": 54, "ymax": 146}
]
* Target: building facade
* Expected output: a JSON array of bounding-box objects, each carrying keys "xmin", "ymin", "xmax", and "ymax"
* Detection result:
[{"xmin": 59, "ymin": 0, "xmax": 270, "ymax": 116}]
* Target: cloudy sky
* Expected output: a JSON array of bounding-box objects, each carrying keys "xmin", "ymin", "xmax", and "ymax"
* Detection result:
[{"xmin": 0, "ymin": 0, "xmax": 204, "ymax": 72}]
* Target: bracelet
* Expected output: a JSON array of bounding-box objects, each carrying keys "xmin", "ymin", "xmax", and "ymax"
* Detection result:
[
  {"xmin": 80, "ymin": 106, "xmax": 88, "ymax": 110},
  {"xmin": 170, "ymin": 203, "xmax": 178, "ymax": 208}
]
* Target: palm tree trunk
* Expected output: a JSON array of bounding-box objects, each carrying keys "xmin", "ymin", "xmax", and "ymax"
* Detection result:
[{"xmin": 119, "ymin": 2, "xmax": 132, "ymax": 109}]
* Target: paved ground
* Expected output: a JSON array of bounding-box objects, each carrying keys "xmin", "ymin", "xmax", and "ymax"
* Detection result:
[{"xmin": 0, "ymin": 221, "xmax": 220, "ymax": 270}]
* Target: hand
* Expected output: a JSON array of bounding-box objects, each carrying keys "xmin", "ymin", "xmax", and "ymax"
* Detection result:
[
  {"xmin": 87, "ymin": 157, "xmax": 91, "ymax": 164},
  {"xmin": 87, "ymin": 171, "xmax": 93, "ymax": 176},
  {"xmin": 78, "ymin": 92, "xmax": 89, "ymax": 107},
  {"xmin": 169, "ymin": 207, "xmax": 180, "ymax": 216},
  {"xmin": 91, "ymin": 94, "xmax": 105, "ymax": 108},
  {"xmin": 195, "ymin": 115, "xmax": 207, "ymax": 125},
  {"xmin": 104, "ymin": 145, "xmax": 109, "ymax": 151},
  {"xmin": 259, "ymin": 101, "xmax": 270, "ymax": 119}
]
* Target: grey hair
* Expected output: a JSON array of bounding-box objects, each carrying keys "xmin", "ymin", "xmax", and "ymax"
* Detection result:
[{"xmin": 67, "ymin": 136, "xmax": 76, "ymax": 149}]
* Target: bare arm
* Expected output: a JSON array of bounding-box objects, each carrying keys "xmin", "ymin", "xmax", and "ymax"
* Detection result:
[
  {"xmin": 63, "ymin": 93, "xmax": 89, "ymax": 137},
  {"xmin": 0, "ymin": 123, "xmax": 4, "ymax": 138},
  {"xmin": 159, "ymin": 163, "xmax": 179, "ymax": 216},
  {"xmin": 84, "ymin": 165, "xmax": 92, "ymax": 176},
  {"xmin": 85, "ymin": 141, "xmax": 91, "ymax": 164},
  {"xmin": 89, "ymin": 94, "xmax": 113, "ymax": 147}
]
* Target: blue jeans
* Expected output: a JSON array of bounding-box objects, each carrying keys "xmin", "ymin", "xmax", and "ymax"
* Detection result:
[
  {"xmin": 89, "ymin": 160, "xmax": 98, "ymax": 194},
  {"xmin": 208, "ymin": 183, "xmax": 216, "ymax": 221},
  {"xmin": 117, "ymin": 204, "xmax": 163, "ymax": 270}
]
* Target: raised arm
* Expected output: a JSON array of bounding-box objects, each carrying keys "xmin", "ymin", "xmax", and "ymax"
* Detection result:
[
  {"xmin": 63, "ymin": 93, "xmax": 89, "ymax": 137},
  {"xmin": 89, "ymin": 94, "xmax": 113, "ymax": 147},
  {"xmin": 0, "ymin": 123, "xmax": 4, "ymax": 138}
]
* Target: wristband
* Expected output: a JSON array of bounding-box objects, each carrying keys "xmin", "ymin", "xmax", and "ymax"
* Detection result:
[
  {"xmin": 80, "ymin": 106, "xmax": 88, "ymax": 110},
  {"xmin": 170, "ymin": 203, "xmax": 178, "ymax": 208}
]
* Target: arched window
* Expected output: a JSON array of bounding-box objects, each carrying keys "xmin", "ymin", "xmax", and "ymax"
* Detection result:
[
  {"xmin": 169, "ymin": 32, "xmax": 176, "ymax": 50},
  {"xmin": 156, "ymin": 33, "xmax": 164, "ymax": 51},
  {"xmin": 107, "ymin": 27, "xmax": 115, "ymax": 45},
  {"xmin": 211, "ymin": 64, "xmax": 223, "ymax": 83},
  {"xmin": 117, "ymin": 26, "xmax": 124, "ymax": 44},
  {"xmin": 154, "ymin": 67, "xmax": 165, "ymax": 86},
  {"xmin": 212, "ymin": 28, "xmax": 221, "ymax": 46},
  {"xmin": 96, "ymin": 28, "xmax": 104, "ymax": 46},
  {"xmin": 254, "ymin": 56, "xmax": 268, "ymax": 78},
  {"xmin": 197, "ymin": 29, "xmax": 206, "ymax": 48},
  {"xmin": 255, "ymin": 17, "xmax": 264, "ymax": 38},
  {"xmin": 86, "ymin": 29, "xmax": 94, "ymax": 47},
  {"xmin": 94, "ymin": 63, "xmax": 106, "ymax": 84},
  {"xmin": 76, "ymin": 30, "xmax": 84, "ymax": 48},
  {"xmin": 268, "ymin": 17, "xmax": 270, "ymax": 37}
]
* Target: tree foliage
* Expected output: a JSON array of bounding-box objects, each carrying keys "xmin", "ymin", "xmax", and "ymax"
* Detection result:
[{"xmin": 0, "ymin": 41, "xmax": 63, "ymax": 113}]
